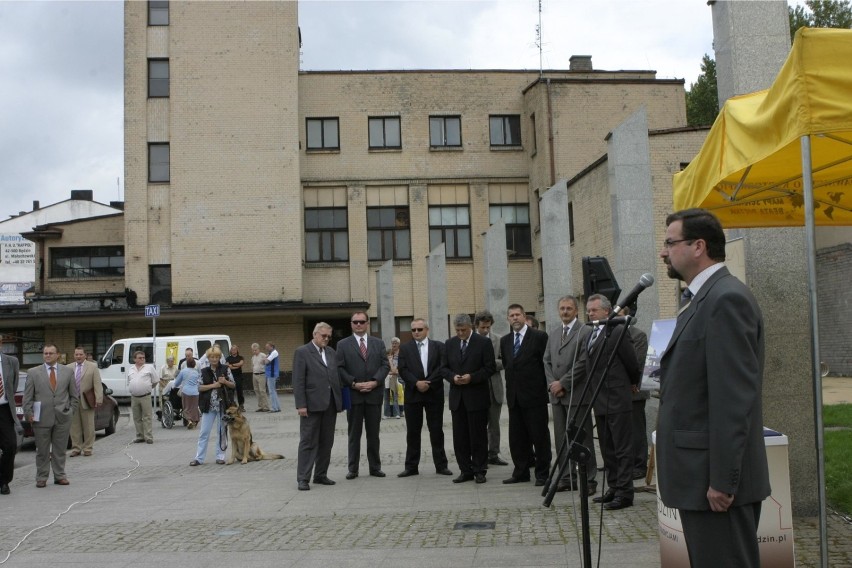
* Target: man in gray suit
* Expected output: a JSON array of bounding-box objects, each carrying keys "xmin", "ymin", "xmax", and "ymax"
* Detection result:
[
  {"xmin": 474, "ymin": 311, "xmax": 508, "ymax": 466},
  {"xmin": 293, "ymin": 322, "xmax": 343, "ymax": 491},
  {"xmin": 657, "ymin": 208, "xmax": 770, "ymax": 568},
  {"xmin": 23, "ymin": 343, "xmax": 78, "ymax": 487},
  {"xmin": 0, "ymin": 338, "xmax": 22, "ymax": 495},
  {"xmin": 336, "ymin": 311, "xmax": 390, "ymax": 479},
  {"xmin": 543, "ymin": 295, "xmax": 597, "ymax": 494}
]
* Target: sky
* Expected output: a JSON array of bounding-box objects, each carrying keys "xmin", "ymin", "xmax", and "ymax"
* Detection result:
[{"xmin": 0, "ymin": 0, "xmax": 761, "ymax": 224}]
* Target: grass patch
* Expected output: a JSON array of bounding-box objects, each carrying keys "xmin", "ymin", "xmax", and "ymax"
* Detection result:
[{"xmin": 824, "ymin": 404, "xmax": 852, "ymax": 515}]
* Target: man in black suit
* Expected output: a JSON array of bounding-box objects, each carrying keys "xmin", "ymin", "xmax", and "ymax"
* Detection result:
[
  {"xmin": 500, "ymin": 304, "xmax": 552, "ymax": 486},
  {"xmin": 657, "ymin": 209, "xmax": 769, "ymax": 568},
  {"xmin": 336, "ymin": 311, "xmax": 390, "ymax": 479},
  {"xmin": 0, "ymin": 338, "xmax": 21, "ymax": 495},
  {"xmin": 586, "ymin": 294, "xmax": 640, "ymax": 511},
  {"xmin": 473, "ymin": 311, "xmax": 508, "ymax": 467},
  {"xmin": 293, "ymin": 322, "xmax": 343, "ymax": 491},
  {"xmin": 443, "ymin": 313, "xmax": 496, "ymax": 484},
  {"xmin": 397, "ymin": 319, "xmax": 452, "ymax": 478},
  {"xmin": 620, "ymin": 307, "xmax": 650, "ymax": 480}
]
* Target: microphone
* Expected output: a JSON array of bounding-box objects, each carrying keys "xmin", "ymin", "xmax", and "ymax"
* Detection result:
[
  {"xmin": 586, "ymin": 316, "xmax": 631, "ymax": 326},
  {"xmin": 613, "ymin": 273, "xmax": 655, "ymax": 314}
]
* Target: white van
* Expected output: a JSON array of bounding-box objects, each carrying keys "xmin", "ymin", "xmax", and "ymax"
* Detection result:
[{"xmin": 98, "ymin": 334, "xmax": 231, "ymax": 398}]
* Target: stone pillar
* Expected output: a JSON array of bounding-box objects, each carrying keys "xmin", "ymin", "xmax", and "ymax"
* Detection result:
[
  {"xmin": 375, "ymin": 260, "xmax": 394, "ymax": 348},
  {"xmin": 427, "ymin": 243, "xmax": 449, "ymax": 341},
  {"xmin": 539, "ymin": 181, "xmax": 573, "ymax": 329},
  {"xmin": 483, "ymin": 219, "xmax": 510, "ymax": 338},
  {"xmin": 710, "ymin": 0, "xmax": 817, "ymax": 515},
  {"xmin": 607, "ymin": 108, "xmax": 659, "ymax": 333}
]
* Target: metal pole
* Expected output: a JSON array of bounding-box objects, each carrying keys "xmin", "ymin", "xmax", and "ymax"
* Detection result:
[{"xmin": 801, "ymin": 135, "xmax": 828, "ymax": 568}]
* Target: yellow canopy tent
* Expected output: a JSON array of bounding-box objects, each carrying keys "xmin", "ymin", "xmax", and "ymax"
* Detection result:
[
  {"xmin": 673, "ymin": 28, "xmax": 852, "ymax": 568},
  {"xmin": 673, "ymin": 27, "xmax": 852, "ymax": 226}
]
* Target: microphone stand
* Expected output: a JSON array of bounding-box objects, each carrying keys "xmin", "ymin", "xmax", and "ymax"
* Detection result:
[{"xmin": 542, "ymin": 316, "xmax": 634, "ymax": 568}]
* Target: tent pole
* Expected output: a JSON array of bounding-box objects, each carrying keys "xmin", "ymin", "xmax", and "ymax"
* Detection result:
[{"xmin": 801, "ymin": 134, "xmax": 828, "ymax": 568}]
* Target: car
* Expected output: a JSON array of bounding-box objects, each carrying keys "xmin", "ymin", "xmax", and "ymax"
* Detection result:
[{"xmin": 14, "ymin": 371, "xmax": 120, "ymax": 447}]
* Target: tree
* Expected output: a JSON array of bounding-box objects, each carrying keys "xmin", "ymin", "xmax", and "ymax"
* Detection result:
[
  {"xmin": 789, "ymin": 0, "xmax": 852, "ymax": 41},
  {"xmin": 685, "ymin": 54, "xmax": 719, "ymax": 127}
]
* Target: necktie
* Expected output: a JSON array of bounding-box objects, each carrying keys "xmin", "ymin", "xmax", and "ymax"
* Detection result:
[
  {"xmin": 513, "ymin": 332, "xmax": 521, "ymax": 357},
  {"xmin": 76, "ymin": 363, "xmax": 83, "ymax": 393},
  {"xmin": 561, "ymin": 325, "xmax": 569, "ymax": 344},
  {"xmin": 679, "ymin": 288, "xmax": 694, "ymax": 314},
  {"xmin": 460, "ymin": 339, "xmax": 467, "ymax": 357},
  {"xmin": 359, "ymin": 337, "xmax": 367, "ymax": 360},
  {"xmin": 49, "ymin": 366, "xmax": 57, "ymax": 391},
  {"xmin": 588, "ymin": 327, "xmax": 600, "ymax": 352},
  {"xmin": 319, "ymin": 347, "xmax": 326, "ymax": 366}
]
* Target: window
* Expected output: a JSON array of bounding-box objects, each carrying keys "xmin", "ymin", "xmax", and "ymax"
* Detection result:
[
  {"xmin": 149, "ymin": 143, "xmax": 169, "ymax": 182},
  {"xmin": 568, "ymin": 202, "xmax": 575, "ymax": 244},
  {"xmin": 429, "ymin": 116, "xmax": 461, "ymax": 147},
  {"xmin": 429, "ymin": 206, "xmax": 471, "ymax": 258},
  {"xmin": 148, "ymin": 59, "xmax": 169, "ymax": 98},
  {"xmin": 50, "ymin": 246, "xmax": 125, "ymax": 278},
  {"xmin": 306, "ymin": 118, "xmax": 339, "ymax": 150},
  {"xmin": 2, "ymin": 329, "xmax": 44, "ymax": 367},
  {"xmin": 368, "ymin": 207, "xmax": 410, "ymax": 260},
  {"xmin": 305, "ymin": 208, "xmax": 349, "ymax": 262},
  {"xmin": 530, "ymin": 113, "xmax": 537, "ymax": 152},
  {"xmin": 149, "ymin": 265, "xmax": 172, "ymax": 305},
  {"xmin": 489, "ymin": 115, "xmax": 521, "ymax": 146},
  {"xmin": 75, "ymin": 330, "xmax": 113, "ymax": 361},
  {"xmin": 490, "ymin": 204, "xmax": 531, "ymax": 257},
  {"xmin": 148, "ymin": 0, "xmax": 169, "ymax": 26},
  {"xmin": 368, "ymin": 117, "xmax": 401, "ymax": 149}
]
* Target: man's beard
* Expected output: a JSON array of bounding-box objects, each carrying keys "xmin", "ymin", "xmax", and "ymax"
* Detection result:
[{"xmin": 666, "ymin": 262, "xmax": 683, "ymax": 281}]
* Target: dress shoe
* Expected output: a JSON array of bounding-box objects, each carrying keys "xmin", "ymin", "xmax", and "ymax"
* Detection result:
[
  {"xmin": 133, "ymin": 438, "xmax": 144, "ymax": 443},
  {"xmin": 36, "ymin": 480, "xmax": 47, "ymax": 488},
  {"xmin": 474, "ymin": 473, "xmax": 486, "ymax": 484},
  {"xmin": 604, "ymin": 496, "xmax": 633, "ymax": 510},
  {"xmin": 435, "ymin": 468, "xmax": 453, "ymax": 476},
  {"xmin": 313, "ymin": 476, "xmax": 336, "ymax": 485},
  {"xmin": 632, "ymin": 470, "xmax": 648, "ymax": 480},
  {"xmin": 54, "ymin": 478, "xmax": 70, "ymax": 486},
  {"xmin": 256, "ymin": 408, "xmax": 269, "ymax": 412},
  {"xmin": 345, "ymin": 472, "xmax": 358, "ymax": 480},
  {"xmin": 502, "ymin": 476, "xmax": 530, "ymax": 484},
  {"xmin": 593, "ymin": 490, "xmax": 616, "ymax": 504},
  {"xmin": 146, "ymin": 439, "xmax": 154, "ymax": 444},
  {"xmin": 0, "ymin": 483, "xmax": 9, "ymax": 495},
  {"xmin": 298, "ymin": 481, "xmax": 310, "ymax": 491},
  {"xmin": 452, "ymin": 473, "xmax": 475, "ymax": 483},
  {"xmin": 69, "ymin": 450, "xmax": 81, "ymax": 457},
  {"xmin": 369, "ymin": 470, "xmax": 386, "ymax": 478},
  {"xmin": 534, "ymin": 478, "xmax": 547, "ymax": 487},
  {"xmin": 83, "ymin": 450, "xmax": 93, "ymax": 456},
  {"xmin": 397, "ymin": 469, "xmax": 419, "ymax": 478},
  {"xmin": 587, "ymin": 484, "xmax": 598, "ymax": 496},
  {"xmin": 556, "ymin": 480, "xmax": 577, "ymax": 492},
  {"xmin": 216, "ymin": 459, "xmax": 226, "ymax": 464},
  {"xmin": 487, "ymin": 456, "xmax": 508, "ymax": 466},
  {"xmin": 189, "ymin": 460, "xmax": 201, "ymax": 466}
]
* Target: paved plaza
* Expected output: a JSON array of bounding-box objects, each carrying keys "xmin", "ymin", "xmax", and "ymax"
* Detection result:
[{"xmin": 0, "ymin": 385, "xmax": 850, "ymax": 567}]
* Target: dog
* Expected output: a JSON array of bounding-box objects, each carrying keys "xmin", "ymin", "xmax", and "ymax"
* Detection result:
[{"xmin": 223, "ymin": 405, "xmax": 284, "ymax": 465}]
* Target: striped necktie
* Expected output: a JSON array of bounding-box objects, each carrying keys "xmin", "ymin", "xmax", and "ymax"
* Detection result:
[
  {"xmin": 513, "ymin": 332, "xmax": 521, "ymax": 357},
  {"xmin": 359, "ymin": 337, "xmax": 368, "ymax": 360},
  {"xmin": 76, "ymin": 363, "xmax": 83, "ymax": 393}
]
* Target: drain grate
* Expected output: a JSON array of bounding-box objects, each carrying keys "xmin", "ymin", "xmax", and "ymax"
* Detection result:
[{"xmin": 453, "ymin": 521, "xmax": 496, "ymax": 530}]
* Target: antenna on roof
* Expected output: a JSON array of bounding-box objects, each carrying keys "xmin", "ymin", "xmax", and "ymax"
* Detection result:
[{"xmin": 536, "ymin": 0, "xmax": 543, "ymax": 77}]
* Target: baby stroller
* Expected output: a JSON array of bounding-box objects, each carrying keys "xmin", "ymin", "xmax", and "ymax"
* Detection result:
[{"xmin": 157, "ymin": 380, "xmax": 187, "ymax": 429}]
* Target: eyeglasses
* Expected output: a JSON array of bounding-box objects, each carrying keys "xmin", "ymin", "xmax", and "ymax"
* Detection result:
[
  {"xmin": 351, "ymin": 320, "xmax": 367, "ymax": 325},
  {"xmin": 662, "ymin": 238, "xmax": 694, "ymax": 249},
  {"xmin": 411, "ymin": 328, "xmax": 424, "ymax": 332},
  {"xmin": 318, "ymin": 334, "xmax": 332, "ymax": 339}
]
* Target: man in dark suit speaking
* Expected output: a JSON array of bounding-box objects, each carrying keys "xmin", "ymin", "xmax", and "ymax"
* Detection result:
[
  {"xmin": 293, "ymin": 322, "xmax": 343, "ymax": 491},
  {"xmin": 657, "ymin": 208, "xmax": 770, "ymax": 568}
]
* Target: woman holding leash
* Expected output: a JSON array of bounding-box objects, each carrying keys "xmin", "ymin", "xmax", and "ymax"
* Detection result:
[{"xmin": 189, "ymin": 346, "xmax": 235, "ymax": 466}]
